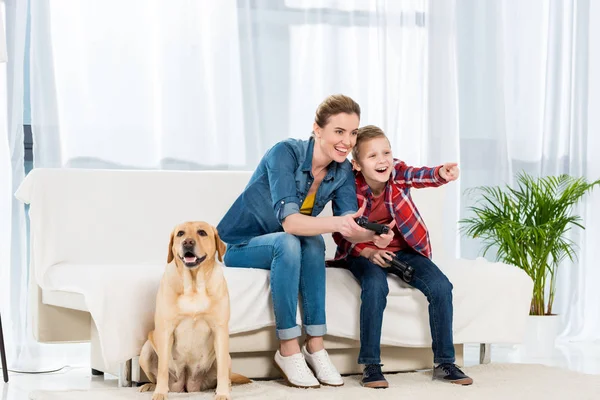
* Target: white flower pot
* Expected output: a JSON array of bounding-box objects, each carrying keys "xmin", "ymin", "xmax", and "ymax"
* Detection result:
[{"xmin": 522, "ymin": 315, "xmax": 560, "ymax": 358}]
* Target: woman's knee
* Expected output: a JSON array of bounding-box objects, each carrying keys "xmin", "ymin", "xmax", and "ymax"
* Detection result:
[
  {"xmin": 300, "ymin": 234, "xmax": 325, "ymax": 256},
  {"xmin": 272, "ymin": 233, "xmax": 301, "ymax": 258}
]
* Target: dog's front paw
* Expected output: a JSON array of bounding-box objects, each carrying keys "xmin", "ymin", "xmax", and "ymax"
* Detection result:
[
  {"xmin": 152, "ymin": 391, "xmax": 168, "ymax": 400},
  {"xmin": 138, "ymin": 383, "xmax": 156, "ymax": 393},
  {"xmin": 214, "ymin": 392, "xmax": 231, "ymax": 400}
]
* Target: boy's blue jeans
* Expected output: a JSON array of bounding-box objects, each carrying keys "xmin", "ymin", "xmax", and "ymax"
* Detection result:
[
  {"xmin": 346, "ymin": 249, "xmax": 455, "ymax": 365},
  {"xmin": 223, "ymin": 232, "xmax": 327, "ymax": 340}
]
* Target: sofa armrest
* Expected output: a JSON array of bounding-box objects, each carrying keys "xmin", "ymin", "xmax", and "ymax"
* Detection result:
[{"xmin": 31, "ymin": 284, "xmax": 91, "ymax": 343}]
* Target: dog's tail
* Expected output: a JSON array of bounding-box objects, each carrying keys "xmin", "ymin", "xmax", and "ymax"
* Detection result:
[{"xmin": 231, "ymin": 372, "xmax": 252, "ymax": 385}]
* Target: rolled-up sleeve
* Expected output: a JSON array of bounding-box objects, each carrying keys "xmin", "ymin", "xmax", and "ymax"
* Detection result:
[
  {"xmin": 332, "ymin": 167, "xmax": 358, "ymax": 217},
  {"xmin": 265, "ymin": 142, "xmax": 301, "ymax": 224}
]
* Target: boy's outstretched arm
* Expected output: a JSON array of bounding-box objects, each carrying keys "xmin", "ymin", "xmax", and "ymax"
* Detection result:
[{"xmin": 393, "ymin": 159, "xmax": 459, "ymax": 188}]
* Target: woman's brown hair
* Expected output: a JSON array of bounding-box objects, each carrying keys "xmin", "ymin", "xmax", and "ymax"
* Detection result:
[{"xmin": 314, "ymin": 94, "xmax": 361, "ymax": 130}]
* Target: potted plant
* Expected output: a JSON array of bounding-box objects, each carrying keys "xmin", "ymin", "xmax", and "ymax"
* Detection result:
[{"xmin": 459, "ymin": 173, "xmax": 599, "ymax": 352}]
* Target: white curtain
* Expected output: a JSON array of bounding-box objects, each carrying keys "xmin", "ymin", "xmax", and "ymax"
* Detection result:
[
  {"xmin": 30, "ymin": 0, "xmax": 246, "ymax": 169},
  {"xmin": 455, "ymin": 0, "xmax": 600, "ymax": 342},
  {"xmin": 1, "ymin": 2, "xmax": 12, "ymax": 353},
  {"xmin": 2, "ymin": 0, "xmax": 88, "ymax": 373},
  {"xmin": 30, "ymin": 0, "xmax": 429, "ymax": 170},
  {"xmin": 1, "ymin": 0, "xmax": 29, "ymax": 371},
  {"xmin": 560, "ymin": 0, "xmax": 600, "ymax": 342}
]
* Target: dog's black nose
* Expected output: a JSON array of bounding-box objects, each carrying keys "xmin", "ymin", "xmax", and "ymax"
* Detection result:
[{"xmin": 182, "ymin": 238, "xmax": 196, "ymax": 247}]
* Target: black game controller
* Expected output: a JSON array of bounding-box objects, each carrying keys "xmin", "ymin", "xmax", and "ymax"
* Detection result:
[
  {"xmin": 388, "ymin": 257, "xmax": 415, "ymax": 283},
  {"xmin": 354, "ymin": 216, "xmax": 390, "ymax": 235}
]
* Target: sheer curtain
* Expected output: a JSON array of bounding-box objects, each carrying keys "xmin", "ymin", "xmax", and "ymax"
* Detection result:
[
  {"xmin": 31, "ymin": 0, "xmax": 429, "ymax": 170},
  {"xmin": 2, "ymin": 0, "xmax": 88, "ymax": 372},
  {"xmin": 30, "ymin": 0, "xmax": 246, "ymax": 170},
  {"xmin": 240, "ymin": 0, "xmax": 429, "ymax": 164},
  {"xmin": 455, "ymin": 0, "xmax": 600, "ymax": 342},
  {"xmin": 1, "ymin": 3, "xmax": 11, "ymax": 357}
]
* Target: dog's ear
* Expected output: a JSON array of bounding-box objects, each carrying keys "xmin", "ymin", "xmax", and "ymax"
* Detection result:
[
  {"xmin": 167, "ymin": 230, "xmax": 175, "ymax": 264},
  {"xmin": 214, "ymin": 227, "xmax": 227, "ymax": 263}
]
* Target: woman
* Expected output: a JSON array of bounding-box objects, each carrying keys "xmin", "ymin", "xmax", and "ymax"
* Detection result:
[{"xmin": 217, "ymin": 94, "xmax": 372, "ymax": 388}]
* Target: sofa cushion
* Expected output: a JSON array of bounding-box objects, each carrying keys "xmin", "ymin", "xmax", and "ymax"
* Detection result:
[
  {"xmin": 326, "ymin": 258, "xmax": 533, "ymax": 346},
  {"xmin": 41, "ymin": 256, "xmax": 532, "ymax": 371},
  {"xmin": 42, "ymin": 262, "xmax": 275, "ymax": 371}
]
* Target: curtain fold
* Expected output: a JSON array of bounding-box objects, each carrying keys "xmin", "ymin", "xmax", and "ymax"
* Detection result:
[
  {"xmin": 2, "ymin": 0, "xmax": 29, "ymax": 370},
  {"xmin": 427, "ymin": 0, "xmax": 461, "ymax": 258},
  {"xmin": 2, "ymin": 0, "xmax": 88, "ymax": 373},
  {"xmin": 1, "ymin": 2, "xmax": 13, "ymax": 350}
]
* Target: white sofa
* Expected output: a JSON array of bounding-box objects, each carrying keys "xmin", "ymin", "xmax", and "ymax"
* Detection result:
[{"xmin": 16, "ymin": 168, "xmax": 533, "ymax": 385}]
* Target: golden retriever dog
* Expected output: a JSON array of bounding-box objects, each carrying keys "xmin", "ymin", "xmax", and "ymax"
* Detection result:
[{"xmin": 139, "ymin": 221, "xmax": 251, "ymax": 400}]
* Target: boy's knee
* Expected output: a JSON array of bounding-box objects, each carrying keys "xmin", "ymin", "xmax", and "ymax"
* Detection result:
[
  {"xmin": 362, "ymin": 273, "xmax": 389, "ymax": 299},
  {"xmin": 430, "ymin": 276, "xmax": 453, "ymax": 298}
]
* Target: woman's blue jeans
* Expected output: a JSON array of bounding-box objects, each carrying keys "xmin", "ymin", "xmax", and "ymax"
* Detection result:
[
  {"xmin": 346, "ymin": 250, "xmax": 455, "ymax": 365},
  {"xmin": 224, "ymin": 233, "xmax": 327, "ymax": 340}
]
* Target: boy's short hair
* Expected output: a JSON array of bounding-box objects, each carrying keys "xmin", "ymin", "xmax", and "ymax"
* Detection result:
[{"xmin": 352, "ymin": 125, "xmax": 387, "ymax": 160}]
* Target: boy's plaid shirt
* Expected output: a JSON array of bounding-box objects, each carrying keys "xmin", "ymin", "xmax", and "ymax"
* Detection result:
[{"xmin": 333, "ymin": 159, "xmax": 447, "ymax": 261}]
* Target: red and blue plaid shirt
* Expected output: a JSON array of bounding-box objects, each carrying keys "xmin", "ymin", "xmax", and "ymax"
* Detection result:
[{"xmin": 333, "ymin": 159, "xmax": 447, "ymax": 261}]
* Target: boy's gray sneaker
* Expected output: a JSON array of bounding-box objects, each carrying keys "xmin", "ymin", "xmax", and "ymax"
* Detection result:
[{"xmin": 432, "ymin": 363, "xmax": 473, "ymax": 385}]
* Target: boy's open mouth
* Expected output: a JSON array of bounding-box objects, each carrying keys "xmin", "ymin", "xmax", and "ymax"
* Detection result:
[{"xmin": 375, "ymin": 166, "xmax": 389, "ymax": 174}]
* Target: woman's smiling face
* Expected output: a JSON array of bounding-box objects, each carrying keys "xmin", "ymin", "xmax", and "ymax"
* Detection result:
[{"xmin": 313, "ymin": 112, "xmax": 359, "ymax": 164}]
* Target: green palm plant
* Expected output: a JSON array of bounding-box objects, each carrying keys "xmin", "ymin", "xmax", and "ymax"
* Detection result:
[{"xmin": 459, "ymin": 173, "xmax": 599, "ymax": 315}]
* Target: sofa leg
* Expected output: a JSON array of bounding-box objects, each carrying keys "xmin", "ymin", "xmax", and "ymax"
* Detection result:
[
  {"xmin": 131, "ymin": 356, "xmax": 140, "ymax": 384},
  {"xmin": 480, "ymin": 343, "xmax": 491, "ymax": 364},
  {"xmin": 118, "ymin": 359, "xmax": 132, "ymax": 387},
  {"xmin": 91, "ymin": 368, "xmax": 104, "ymax": 376}
]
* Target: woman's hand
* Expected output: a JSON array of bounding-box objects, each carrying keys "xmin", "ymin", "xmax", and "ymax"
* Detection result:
[
  {"xmin": 361, "ymin": 248, "xmax": 395, "ymax": 268},
  {"xmin": 372, "ymin": 220, "xmax": 396, "ymax": 249},
  {"xmin": 338, "ymin": 201, "xmax": 374, "ymax": 243}
]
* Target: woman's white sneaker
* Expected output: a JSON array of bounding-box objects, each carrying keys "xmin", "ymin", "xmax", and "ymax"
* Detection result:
[
  {"xmin": 273, "ymin": 350, "xmax": 320, "ymax": 388},
  {"xmin": 302, "ymin": 345, "xmax": 344, "ymax": 386}
]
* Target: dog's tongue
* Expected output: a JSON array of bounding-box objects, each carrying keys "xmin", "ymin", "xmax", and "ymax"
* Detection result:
[{"xmin": 184, "ymin": 256, "xmax": 196, "ymax": 263}]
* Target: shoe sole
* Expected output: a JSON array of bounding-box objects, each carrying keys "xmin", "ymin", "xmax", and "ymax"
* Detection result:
[
  {"xmin": 450, "ymin": 377, "xmax": 473, "ymax": 386},
  {"xmin": 361, "ymin": 380, "xmax": 389, "ymax": 389},
  {"xmin": 272, "ymin": 360, "xmax": 320, "ymax": 389},
  {"xmin": 305, "ymin": 360, "xmax": 344, "ymax": 387},
  {"xmin": 433, "ymin": 376, "xmax": 473, "ymax": 386}
]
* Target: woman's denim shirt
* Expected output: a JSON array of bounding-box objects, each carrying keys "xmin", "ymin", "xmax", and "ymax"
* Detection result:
[{"xmin": 217, "ymin": 137, "xmax": 358, "ymax": 245}]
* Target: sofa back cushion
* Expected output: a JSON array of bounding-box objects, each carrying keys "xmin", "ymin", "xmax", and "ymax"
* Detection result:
[{"xmin": 17, "ymin": 168, "xmax": 447, "ymax": 279}]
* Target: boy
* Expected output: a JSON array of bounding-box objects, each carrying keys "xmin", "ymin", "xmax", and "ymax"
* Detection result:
[{"xmin": 333, "ymin": 125, "xmax": 473, "ymax": 388}]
